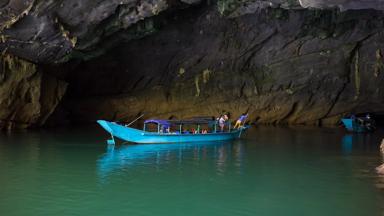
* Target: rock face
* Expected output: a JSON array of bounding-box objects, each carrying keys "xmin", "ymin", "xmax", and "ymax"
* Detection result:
[
  {"xmin": 299, "ymin": 0, "xmax": 384, "ymax": 11},
  {"xmin": 378, "ymin": 164, "xmax": 384, "ymax": 174},
  {"xmin": 62, "ymin": 7, "xmax": 384, "ymax": 125},
  {"xmin": 0, "ymin": 0, "xmax": 176, "ymax": 63},
  {"xmin": 2, "ymin": 1, "xmax": 384, "ymax": 127},
  {"xmin": 0, "ymin": 54, "xmax": 67, "ymax": 130},
  {"xmin": 2, "ymin": 0, "xmax": 384, "ymax": 63}
]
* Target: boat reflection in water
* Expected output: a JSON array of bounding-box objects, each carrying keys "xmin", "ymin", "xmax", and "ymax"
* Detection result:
[
  {"xmin": 97, "ymin": 141, "xmax": 245, "ymax": 180},
  {"xmin": 341, "ymin": 135, "xmax": 353, "ymax": 155},
  {"xmin": 341, "ymin": 133, "xmax": 376, "ymax": 155}
]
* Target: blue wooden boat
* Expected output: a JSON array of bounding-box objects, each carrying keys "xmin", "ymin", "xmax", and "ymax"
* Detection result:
[
  {"xmin": 341, "ymin": 117, "xmax": 375, "ymax": 133},
  {"xmin": 97, "ymin": 118, "xmax": 248, "ymax": 144}
]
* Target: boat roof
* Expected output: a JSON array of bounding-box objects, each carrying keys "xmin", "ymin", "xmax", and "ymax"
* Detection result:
[
  {"xmin": 144, "ymin": 119, "xmax": 171, "ymax": 126},
  {"xmin": 144, "ymin": 118, "xmax": 215, "ymax": 126}
]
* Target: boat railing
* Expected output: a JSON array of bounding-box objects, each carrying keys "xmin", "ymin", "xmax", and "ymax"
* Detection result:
[{"xmin": 142, "ymin": 120, "xmax": 238, "ymax": 135}]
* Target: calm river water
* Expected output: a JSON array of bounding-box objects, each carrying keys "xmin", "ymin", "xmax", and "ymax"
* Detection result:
[{"xmin": 0, "ymin": 126, "xmax": 383, "ymax": 216}]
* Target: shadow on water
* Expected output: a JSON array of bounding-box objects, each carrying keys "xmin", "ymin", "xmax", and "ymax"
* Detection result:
[{"xmin": 97, "ymin": 141, "xmax": 246, "ymax": 182}]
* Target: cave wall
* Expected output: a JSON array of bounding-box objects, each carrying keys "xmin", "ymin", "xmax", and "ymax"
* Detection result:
[
  {"xmin": 62, "ymin": 7, "xmax": 384, "ymax": 125},
  {"xmin": 2, "ymin": 1, "xmax": 384, "ymax": 128},
  {"xmin": 2, "ymin": 0, "xmax": 384, "ymax": 63},
  {"xmin": 0, "ymin": 0, "xmax": 200, "ymax": 63},
  {"xmin": 0, "ymin": 54, "xmax": 67, "ymax": 130}
]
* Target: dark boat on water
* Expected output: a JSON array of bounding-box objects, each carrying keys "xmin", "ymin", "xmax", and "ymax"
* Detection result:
[{"xmin": 341, "ymin": 114, "xmax": 376, "ymax": 133}]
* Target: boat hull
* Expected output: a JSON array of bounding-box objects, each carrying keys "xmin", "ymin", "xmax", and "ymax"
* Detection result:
[{"xmin": 97, "ymin": 120, "xmax": 245, "ymax": 144}]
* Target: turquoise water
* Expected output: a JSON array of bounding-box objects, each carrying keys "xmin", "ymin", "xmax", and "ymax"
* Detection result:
[{"xmin": 0, "ymin": 126, "xmax": 383, "ymax": 216}]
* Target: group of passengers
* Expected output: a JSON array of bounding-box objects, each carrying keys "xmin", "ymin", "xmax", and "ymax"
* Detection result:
[
  {"xmin": 160, "ymin": 112, "xmax": 248, "ymax": 134},
  {"xmin": 218, "ymin": 112, "xmax": 248, "ymax": 132}
]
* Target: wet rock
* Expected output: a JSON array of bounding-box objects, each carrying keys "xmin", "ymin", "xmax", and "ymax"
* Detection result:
[
  {"xmin": 299, "ymin": 0, "xmax": 384, "ymax": 11},
  {"xmin": 180, "ymin": 0, "xmax": 203, "ymax": 4},
  {"xmin": 60, "ymin": 8, "xmax": 384, "ymax": 125},
  {"xmin": 0, "ymin": 0, "xmax": 34, "ymax": 31},
  {"xmin": 3, "ymin": 1, "xmax": 384, "ymax": 127},
  {"xmin": 0, "ymin": 54, "xmax": 67, "ymax": 130},
  {"xmin": 0, "ymin": 0, "xmax": 173, "ymax": 63},
  {"xmin": 3, "ymin": 1, "xmax": 384, "ymax": 64}
]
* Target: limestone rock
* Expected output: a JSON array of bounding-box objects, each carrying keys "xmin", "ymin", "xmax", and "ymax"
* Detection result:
[
  {"xmin": 0, "ymin": 54, "xmax": 67, "ymax": 130},
  {"xmin": 180, "ymin": 0, "xmax": 203, "ymax": 4},
  {"xmin": 377, "ymin": 164, "xmax": 384, "ymax": 175},
  {"xmin": 61, "ymin": 8, "xmax": 384, "ymax": 125},
  {"xmin": 2, "ymin": 1, "xmax": 384, "ymax": 127},
  {"xmin": 298, "ymin": 0, "xmax": 384, "ymax": 11},
  {"xmin": 0, "ymin": 0, "xmax": 34, "ymax": 31},
  {"xmin": 0, "ymin": 0, "xmax": 172, "ymax": 63},
  {"xmin": 3, "ymin": 1, "xmax": 384, "ymax": 63}
]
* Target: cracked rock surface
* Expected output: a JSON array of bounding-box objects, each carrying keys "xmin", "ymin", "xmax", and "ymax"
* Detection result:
[
  {"xmin": 2, "ymin": 0, "xmax": 384, "ymax": 63},
  {"xmin": 0, "ymin": 0, "xmax": 174, "ymax": 63},
  {"xmin": 61, "ymin": 7, "xmax": 384, "ymax": 125},
  {"xmin": 1, "ymin": 0, "xmax": 384, "ymax": 128},
  {"xmin": 0, "ymin": 54, "xmax": 67, "ymax": 130}
]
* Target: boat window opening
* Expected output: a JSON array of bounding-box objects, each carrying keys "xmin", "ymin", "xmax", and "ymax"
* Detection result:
[
  {"xmin": 143, "ymin": 123, "xmax": 161, "ymax": 132},
  {"xmin": 167, "ymin": 125, "xmax": 181, "ymax": 134},
  {"xmin": 142, "ymin": 119, "xmax": 227, "ymax": 134}
]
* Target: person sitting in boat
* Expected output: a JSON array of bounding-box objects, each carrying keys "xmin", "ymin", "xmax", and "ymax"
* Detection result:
[
  {"xmin": 161, "ymin": 125, "xmax": 170, "ymax": 133},
  {"xmin": 360, "ymin": 113, "xmax": 376, "ymax": 130},
  {"xmin": 365, "ymin": 115, "xmax": 376, "ymax": 130},
  {"xmin": 218, "ymin": 114, "xmax": 228, "ymax": 132},
  {"xmin": 234, "ymin": 113, "xmax": 248, "ymax": 129}
]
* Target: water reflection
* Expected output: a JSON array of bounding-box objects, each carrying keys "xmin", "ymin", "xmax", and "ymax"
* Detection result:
[
  {"xmin": 341, "ymin": 133, "xmax": 377, "ymax": 155},
  {"xmin": 341, "ymin": 135, "xmax": 353, "ymax": 155},
  {"xmin": 97, "ymin": 141, "xmax": 245, "ymax": 179}
]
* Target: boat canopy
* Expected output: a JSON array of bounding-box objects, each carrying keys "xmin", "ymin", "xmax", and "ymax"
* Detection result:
[
  {"xmin": 144, "ymin": 119, "xmax": 215, "ymax": 126},
  {"xmin": 144, "ymin": 120, "xmax": 171, "ymax": 127}
]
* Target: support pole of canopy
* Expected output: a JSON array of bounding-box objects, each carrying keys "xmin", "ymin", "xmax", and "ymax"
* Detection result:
[
  {"xmin": 179, "ymin": 124, "xmax": 182, "ymax": 134},
  {"xmin": 197, "ymin": 125, "xmax": 200, "ymax": 133},
  {"xmin": 214, "ymin": 122, "xmax": 217, "ymax": 133},
  {"xmin": 158, "ymin": 124, "xmax": 160, "ymax": 133}
]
